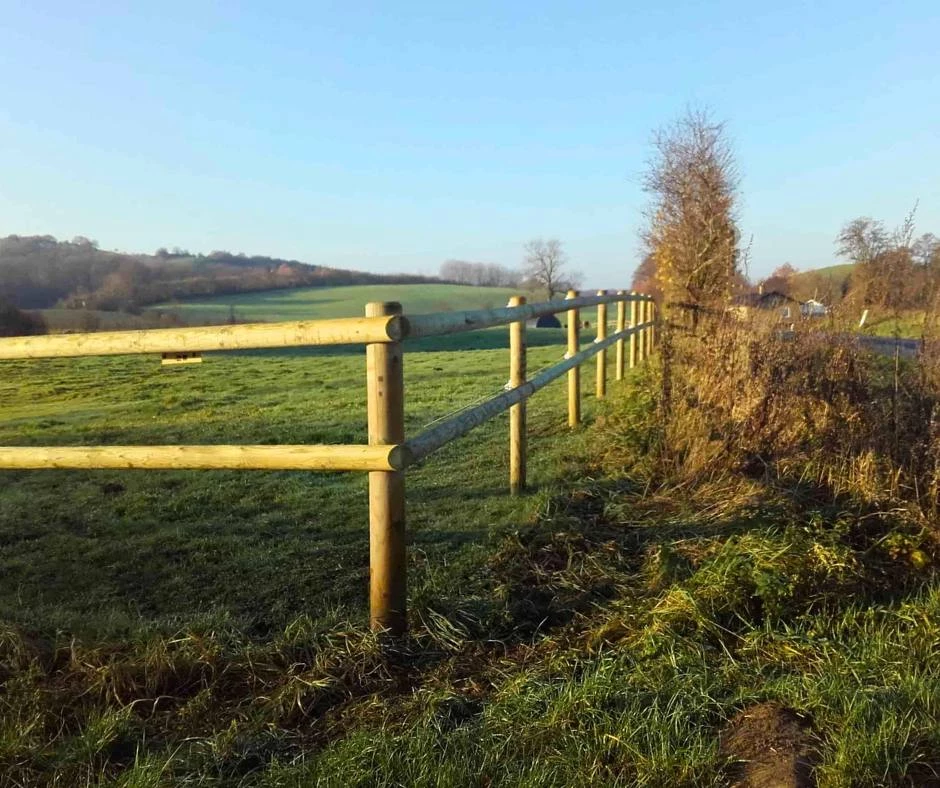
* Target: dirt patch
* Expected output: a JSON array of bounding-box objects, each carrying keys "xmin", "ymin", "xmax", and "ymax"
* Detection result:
[{"xmin": 720, "ymin": 702, "xmax": 818, "ymax": 788}]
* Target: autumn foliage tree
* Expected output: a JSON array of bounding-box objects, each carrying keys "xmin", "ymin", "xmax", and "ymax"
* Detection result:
[{"xmin": 642, "ymin": 109, "xmax": 741, "ymax": 316}]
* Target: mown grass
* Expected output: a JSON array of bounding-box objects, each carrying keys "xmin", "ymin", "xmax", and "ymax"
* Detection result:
[
  {"xmin": 2, "ymin": 306, "xmax": 939, "ymax": 786},
  {"xmin": 860, "ymin": 310, "xmax": 931, "ymax": 339}
]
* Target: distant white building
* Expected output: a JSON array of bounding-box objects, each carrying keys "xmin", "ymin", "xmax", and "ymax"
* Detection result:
[{"xmin": 800, "ymin": 299, "xmax": 828, "ymax": 317}]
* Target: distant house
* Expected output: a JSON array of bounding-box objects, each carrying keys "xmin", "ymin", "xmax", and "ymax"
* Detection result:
[
  {"xmin": 535, "ymin": 314, "xmax": 562, "ymax": 329},
  {"xmin": 731, "ymin": 289, "xmax": 828, "ymax": 321},
  {"xmin": 731, "ymin": 289, "xmax": 798, "ymax": 319},
  {"xmin": 733, "ymin": 290, "xmax": 795, "ymax": 309}
]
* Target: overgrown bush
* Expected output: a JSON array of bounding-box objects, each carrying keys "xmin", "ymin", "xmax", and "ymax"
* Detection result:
[
  {"xmin": 651, "ymin": 312, "xmax": 939, "ymax": 521},
  {"xmin": 0, "ymin": 297, "xmax": 46, "ymax": 337}
]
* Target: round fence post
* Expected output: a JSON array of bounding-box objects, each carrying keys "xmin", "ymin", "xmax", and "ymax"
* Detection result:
[
  {"xmin": 629, "ymin": 293, "xmax": 639, "ymax": 369},
  {"xmin": 566, "ymin": 290, "xmax": 581, "ymax": 427},
  {"xmin": 615, "ymin": 291, "xmax": 626, "ymax": 381},
  {"xmin": 508, "ymin": 296, "xmax": 527, "ymax": 495},
  {"xmin": 650, "ymin": 300, "xmax": 657, "ymax": 351},
  {"xmin": 595, "ymin": 290, "xmax": 607, "ymax": 399},
  {"xmin": 365, "ymin": 301, "xmax": 406, "ymax": 635},
  {"xmin": 644, "ymin": 299, "xmax": 652, "ymax": 359}
]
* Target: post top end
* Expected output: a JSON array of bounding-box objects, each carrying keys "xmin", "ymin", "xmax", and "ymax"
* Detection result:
[{"xmin": 365, "ymin": 301, "xmax": 403, "ymax": 317}]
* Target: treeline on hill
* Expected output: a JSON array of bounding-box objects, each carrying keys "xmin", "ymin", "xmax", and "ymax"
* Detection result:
[
  {"xmin": 765, "ymin": 218, "xmax": 940, "ymax": 310},
  {"xmin": 0, "ymin": 235, "xmax": 440, "ymax": 314},
  {"xmin": 439, "ymin": 259, "xmax": 522, "ymax": 288}
]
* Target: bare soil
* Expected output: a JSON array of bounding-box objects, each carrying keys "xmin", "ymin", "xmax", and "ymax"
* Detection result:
[{"xmin": 719, "ymin": 702, "xmax": 818, "ymax": 788}]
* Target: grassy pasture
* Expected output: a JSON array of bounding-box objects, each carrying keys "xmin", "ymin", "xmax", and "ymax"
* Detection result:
[{"xmin": 0, "ymin": 315, "xmax": 614, "ymax": 639}]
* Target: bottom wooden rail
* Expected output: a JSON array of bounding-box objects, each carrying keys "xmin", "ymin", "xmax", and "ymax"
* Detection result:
[
  {"xmin": 0, "ymin": 444, "xmax": 408, "ymax": 472},
  {"xmin": 404, "ymin": 322, "xmax": 650, "ymax": 463}
]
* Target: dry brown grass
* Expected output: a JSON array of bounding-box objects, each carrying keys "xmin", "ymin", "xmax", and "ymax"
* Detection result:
[{"xmin": 646, "ymin": 311, "xmax": 940, "ymax": 523}]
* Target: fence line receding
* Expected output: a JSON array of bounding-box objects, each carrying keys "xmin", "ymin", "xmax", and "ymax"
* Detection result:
[{"xmin": 0, "ymin": 290, "xmax": 657, "ymax": 634}]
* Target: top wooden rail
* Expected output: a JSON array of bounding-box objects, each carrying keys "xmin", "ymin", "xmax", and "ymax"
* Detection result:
[
  {"xmin": 404, "ymin": 291, "xmax": 651, "ymax": 339},
  {"xmin": 0, "ymin": 315, "xmax": 406, "ymax": 360},
  {"xmin": 0, "ymin": 292, "xmax": 653, "ymax": 360}
]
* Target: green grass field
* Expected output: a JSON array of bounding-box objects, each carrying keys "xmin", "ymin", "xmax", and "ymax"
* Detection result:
[
  {"xmin": 148, "ymin": 283, "xmax": 541, "ymax": 324},
  {"xmin": 3, "ymin": 284, "xmax": 938, "ymax": 786},
  {"xmin": 0, "ymin": 328, "xmax": 611, "ymax": 640}
]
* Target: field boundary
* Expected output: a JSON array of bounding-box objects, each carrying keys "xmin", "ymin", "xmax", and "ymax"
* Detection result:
[{"xmin": 0, "ymin": 289, "xmax": 656, "ymax": 633}]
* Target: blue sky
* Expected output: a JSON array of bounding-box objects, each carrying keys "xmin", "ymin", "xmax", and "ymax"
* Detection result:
[{"xmin": 1, "ymin": 1, "xmax": 938, "ymax": 288}]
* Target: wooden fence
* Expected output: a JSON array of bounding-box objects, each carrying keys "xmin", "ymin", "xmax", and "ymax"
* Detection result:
[{"xmin": 0, "ymin": 289, "xmax": 656, "ymax": 634}]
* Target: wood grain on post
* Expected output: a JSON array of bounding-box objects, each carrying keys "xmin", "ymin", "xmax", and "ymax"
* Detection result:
[
  {"xmin": 508, "ymin": 296, "xmax": 526, "ymax": 495},
  {"xmin": 595, "ymin": 290, "xmax": 607, "ymax": 399},
  {"xmin": 615, "ymin": 291, "xmax": 626, "ymax": 381},
  {"xmin": 566, "ymin": 290, "xmax": 581, "ymax": 427},
  {"xmin": 365, "ymin": 302, "xmax": 407, "ymax": 635},
  {"xmin": 629, "ymin": 293, "xmax": 639, "ymax": 369}
]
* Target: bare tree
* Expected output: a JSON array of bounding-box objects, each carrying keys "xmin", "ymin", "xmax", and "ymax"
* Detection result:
[
  {"xmin": 440, "ymin": 260, "xmax": 521, "ymax": 287},
  {"xmin": 641, "ymin": 108, "xmax": 740, "ymax": 314},
  {"xmin": 836, "ymin": 209, "xmax": 922, "ymax": 311},
  {"xmin": 521, "ymin": 238, "xmax": 579, "ymax": 299},
  {"xmin": 836, "ymin": 217, "xmax": 888, "ymax": 265}
]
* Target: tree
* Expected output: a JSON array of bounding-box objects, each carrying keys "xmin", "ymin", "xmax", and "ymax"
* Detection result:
[
  {"xmin": 836, "ymin": 217, "xmax": 888, "ymax": 266},
  {"xmin": 913, "ymin": 233, "xmax": 939, "ymax": 268},
  {"xmin": 641, "ymin": 108, "xmax": 740, "ymax": 314},
  {"xmin": 0, "ymin": 297, "xmax": 46, "ymax": 337},
  {"xmin": 521, "ymin": 238, "xmax": 579, "ymax": 299},
  {"xmin": 631, "ymin": 253, "xmax": 660, "ymax": 299},
  {"xmin": 762, "ymin": 262, "xmax": 798, "ymax": 296},
  {"xmin": 836, "ymin": 212, "xmax": 924, "ymax": 311}
]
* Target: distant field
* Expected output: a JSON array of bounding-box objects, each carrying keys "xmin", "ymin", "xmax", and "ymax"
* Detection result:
[
  {"xmin": 149, "ymin": 283, "xmax": 539, "ymax": 324},
  {"xmin": 790, "ymin": 262, "xmax": 854, "ymax": 301}
]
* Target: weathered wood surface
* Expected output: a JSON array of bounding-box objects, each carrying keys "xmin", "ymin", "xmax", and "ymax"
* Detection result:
[
  {"xmin": 0, "ymin": 444, "xmax": 407, "ymax": 471},
  {"xmin": 566, "ymin": 289, "xmax": 581, "ymax": 427},
  {"xmin": 596, "ymin": 291, "xmax": 608, "ymax": 399},
  {"xmin": 365, "ymin": 302, "xmax": 407, "ymax": 635},
  {"xmin": 0, "ymin": 316, "xmax": 405, "ymax": 359},
  {"xmin": 616, "ymin": 291, "xmax": 627, "ymax": 381},
  {"xmin": 508, "ymin": 296, "xmax": 527, "ymax": 495}
]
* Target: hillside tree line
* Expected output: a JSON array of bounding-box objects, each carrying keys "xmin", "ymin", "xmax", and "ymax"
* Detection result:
[{"xmin": 0, "ymin": 235, "xmax": 440, "ymax": 313}]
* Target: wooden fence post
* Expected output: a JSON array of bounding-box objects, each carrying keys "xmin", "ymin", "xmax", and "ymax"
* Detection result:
[
  {"xmin": 645, "ymin": 299, "xmax": 653, "ymax": 358},
  {"xmin": 566, "ymin": 290, "xmax": 580, "ymax": 427},
  {"xmin": 649, "ymin": 300, "xmax": 656, "ymax": 352},
  {"xmin": 615, "ymin": 291, "xmax": 626, "ymax": 381},
  {"xmin": 365, "ymin": 301, "xmax": 406, "ymax": 635},
  {"xmin": 630, "ymin": 293, "xmax": 639, "ymax": 369},
  {"xmin": 596, "ymin": 290, "xmax": 607, "ymax": 399},
  {"xmin": 508, "ymin": 296, "xmax": 526, "ymax": 495}
]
